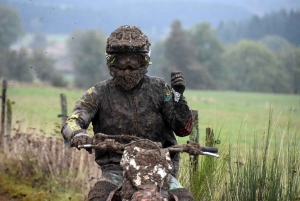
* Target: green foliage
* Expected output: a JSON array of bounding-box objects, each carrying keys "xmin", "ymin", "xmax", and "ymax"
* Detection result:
[
  {"xmin": 30, "ymin": 50, "xmax": 68, "ymax": 87},
  {"xmin": 0, "ymin": 48, "xmax": 33, "ymax": 82},
  {"xmin": 178, "ymin": 108, "xmax": 300, "ymax": 201},
  {"xmin": 278, "ymin": 47, "xmax": 300, "ymax": 94},
  {"xmin": 68, "ymin": 30, "xmax": 107, "ymax": 88},
  {"xmin": 0, "ymin": 47, "xmax": 67, "ymax": 87},
  {"xmin": 0, "ymin": 6, "xmax": 24, "ymax": 49},
  {"xmin": 223, "ymin": 109, "xmax": 300, "ymax": 201},
  {"xmin": 259, "ymin": 35, "xmax": 292, "ymax": 54},
  {"xmin": 189, "ymin": 23, "xmax": 224, "ymax": 83},
  {"xmin": 162, "ymin": 20, "xmax": 217, "ymax": 89},
  {"xmin": 217, "ymin": 10, "xmax": 300, "ymax": 46},
  {"xmin": 222, "ymin": 40, "xmax": 280, "ymax": 92},
  {"xmin": 155, "ymin": 20, "xmax": 298, "ymax": 93}
]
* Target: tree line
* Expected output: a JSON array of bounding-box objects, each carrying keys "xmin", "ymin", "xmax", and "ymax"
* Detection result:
[
  {"xmin": 0, "ymin": 6, "xmax": 67, "ymax": 87},
  {"xmin": 151, "ymin": 20, "xmax": 300, "ymax": 94},
  {"xmin": 67, "ymin": 20, "xmax": 299, "ymax": 94},
  {"xmin": 217, "ymin": 9, "xmax": 300, "ymax": 46},
  {"xmin": 1, "ymin": 5, "xmax": 299, "ymax": 93}
]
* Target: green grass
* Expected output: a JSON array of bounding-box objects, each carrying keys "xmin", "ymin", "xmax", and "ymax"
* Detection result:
[
  {"xmin": 2, "ymin": 83, "xmax": 300, "ymax": 200},
  {"xmin": 178, "ymin": 108, "xmax": 300, "ymax": 201},
  {"xmin": 180, "ymin": 90, "xmax": 300, "ymax": 145},
  {"xmin": 6, "ymin": 83, "xmax": 299, "ymax": 141}
]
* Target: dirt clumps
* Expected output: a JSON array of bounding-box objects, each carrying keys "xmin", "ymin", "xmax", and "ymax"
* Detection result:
[
  {"xmin": 106, "ymin": 25, "xmax": 150, "ymax": 53},
  {"xmin": 120, "ymin": 141, "xmax": 173, "ymax": 199},
  {"xmin": 88, "ymin": 180, "xmax": 119, "ymax": 201}
]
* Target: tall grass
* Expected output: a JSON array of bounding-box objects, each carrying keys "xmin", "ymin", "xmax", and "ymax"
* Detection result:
[
  {"xmin": 0, "ymin": 127, "xmax": 100, "ymax": 200},
  {"xmin": 179, "ymin": 107, "xmax": 300, "ymax": 201}
]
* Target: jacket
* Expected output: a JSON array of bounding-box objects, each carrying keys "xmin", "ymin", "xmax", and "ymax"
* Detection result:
[{"xmin": 61, "ymin": 75, "xmax": 193, "ymax": 177}]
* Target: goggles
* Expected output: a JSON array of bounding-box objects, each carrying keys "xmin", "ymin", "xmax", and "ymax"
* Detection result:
[{"xmin": 115, "ymin": 54, "xmax": 141, "ymax": 65}]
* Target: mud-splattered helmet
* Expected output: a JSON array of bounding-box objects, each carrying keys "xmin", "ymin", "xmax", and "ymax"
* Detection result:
[
  {"xmin": 106, "ymin": 25, "xmax": 151, "ymax": 67},
  {"xmin": 106, "ymin": 25, "xmax": 151, "ymax": 55},
  {"xmin": 106, "ymin": 25, "xmax": 151, "ymax": 90}
]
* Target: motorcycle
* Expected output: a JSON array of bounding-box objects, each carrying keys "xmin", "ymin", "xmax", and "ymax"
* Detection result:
[{"xmin": 78, "ymin": 133, "xmax": 219, "ymax": 201}]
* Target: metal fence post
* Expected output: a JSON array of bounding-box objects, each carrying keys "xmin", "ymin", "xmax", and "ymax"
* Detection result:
[{"xmin": 1, "ymin": 79, "xmax": 7, "ymax": 145}]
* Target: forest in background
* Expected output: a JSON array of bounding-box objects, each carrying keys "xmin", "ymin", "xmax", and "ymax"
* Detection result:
[{"xmin": 0, "ymin": 4, "xmax": 299, "ymax": 94}]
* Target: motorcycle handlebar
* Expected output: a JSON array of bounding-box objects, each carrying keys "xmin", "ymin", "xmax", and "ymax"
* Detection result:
[
  {"xmin": 201, "ymin": 146, "xmax": 218, "ymax": 153},
  {"xmin": 78, "ymin": 140, "xmax": 219, "ymax": 158}
]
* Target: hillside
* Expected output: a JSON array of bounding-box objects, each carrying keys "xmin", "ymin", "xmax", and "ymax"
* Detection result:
[{"xmin": 1, "ymin": 0, "xmax": 254, "ymax": 41}]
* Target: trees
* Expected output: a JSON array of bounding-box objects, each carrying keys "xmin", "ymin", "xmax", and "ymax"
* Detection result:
[
  {"xmin": 222, "ymin": 40, "xmax": 280, "ymax": 92},
  {"xmin": 259, "ymin": 35, "xmax": 299, "ymax": 93},
  {"xmin": 0, "ymin": 6, "xmax": 24, "ymax": 49},
  {"xmin": 188, "ymin": 23, "xmax": 224, "ymax": 85},
  {"xmin": 30, "ymin": 50, "xmax": 67, "ymax": 87},
  {"xmin": 279, "ymin": 47, "xmax": 300, "ymax": 94},
  {"xmin": 259, "ymin": 35, "xmax": 292, "ymax": 54},
  {"xmin": 67, "ymin": 30, "xmax": 107, "ymax": 88},
  {"xmin": 0, "ymin": 47, "xmax": 67, "ymax": 87},
  {"xmin": 1, "ymin": 48, "xmax": 33, "ymax": 82},
  {"xmin": 217, "ymin": 10, "xmax": 300, "ymax": 46},
  {"xmin": 161, "ymin": 20, "xmax": 217, "ymax": 89}
]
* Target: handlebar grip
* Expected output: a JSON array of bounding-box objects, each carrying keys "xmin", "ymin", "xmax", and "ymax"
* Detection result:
[{"xmin": 201, "ymin": 146, "xmax": 218, "ymax": 153}]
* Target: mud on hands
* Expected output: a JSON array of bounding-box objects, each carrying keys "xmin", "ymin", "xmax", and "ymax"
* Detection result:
[
  {"xmin": 171, "ymin": 71, "xmax": 186, "ymax": 102},
  {"xmin": 163, "ymin": 71, "xmax": 192, "ymax": 137},
  {"xmin": 71, "ymin": 132, "xmax": 93, "ymax": 153}
]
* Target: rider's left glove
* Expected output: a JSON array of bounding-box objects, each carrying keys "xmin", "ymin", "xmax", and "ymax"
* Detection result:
[
  {"xmin": 71, "ymin": 132, "xmax": 93, "ymax": 153},
  {"xmin": 171, "ymin": 71, "xmax": 186, "ymax": 102}
]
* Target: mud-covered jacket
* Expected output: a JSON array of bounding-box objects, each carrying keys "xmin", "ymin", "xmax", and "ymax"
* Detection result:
[{"xmin": 61, "ymin": 75, "xmax": 193, "ymax": 176}]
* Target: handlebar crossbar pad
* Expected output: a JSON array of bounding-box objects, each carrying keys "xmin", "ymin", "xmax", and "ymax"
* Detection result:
[{"xmin": 201, "ymin": 147, "xmax": 218, "ymax": 153}]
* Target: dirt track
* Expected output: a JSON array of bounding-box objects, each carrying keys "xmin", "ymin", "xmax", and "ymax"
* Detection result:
[{"xmin": 0, "ymin": 195, "xmax": 9, "ymax": 201}]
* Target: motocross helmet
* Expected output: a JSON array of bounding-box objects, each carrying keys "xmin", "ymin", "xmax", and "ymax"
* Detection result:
[
  {"xmin": 106, "ymin": 25, "xmax": 151, "ymax": 54},
  {"xmin": 106, "ymin": 25, "xmax": 152, "ymax": 90}
]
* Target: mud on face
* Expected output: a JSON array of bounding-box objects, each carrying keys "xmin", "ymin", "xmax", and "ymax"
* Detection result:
[{"xmin": 109, "ymin": 66, "xmax": 148, "ymax": 90}]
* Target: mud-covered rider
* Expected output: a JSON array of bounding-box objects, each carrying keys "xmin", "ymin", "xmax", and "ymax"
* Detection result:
[{"xmin": 61, "ymin": 25, "xmax": 194, "ymax": 201}]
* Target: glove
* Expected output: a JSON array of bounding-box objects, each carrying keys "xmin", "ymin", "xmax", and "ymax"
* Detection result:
[
  {"xmin": 171, "ymin": 71, "xmax": 186, "ymax": 95},
  {"xmin": 71, "ymin": 132, "xmax": 93, "ymax": 153}
]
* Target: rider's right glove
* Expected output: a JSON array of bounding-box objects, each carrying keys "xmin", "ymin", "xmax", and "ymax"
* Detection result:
[{"xmin": 71, "ymin": 132, "xmax": 93, "ymax": 153}]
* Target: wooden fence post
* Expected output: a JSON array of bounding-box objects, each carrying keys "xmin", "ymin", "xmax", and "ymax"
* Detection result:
[
  {"xmin": 1, "ymin": 79, "xmax": 7, "ymax": 145},
  {"xmin": 205, "ymin": 127, "xmax": 215, "ymax": 147},
  {"xmin": 189, "ymin": 110, "xmax": 199, "ymax": 189},
  {"xmin": 6, "ymin": 99, "xmax": 12, "ymax": 139},
  {"xmin": 57, "ymin": 93, "xmax": 68, "ymax": 126},
  {"xmin": 190, "ymin": 110, "xmax": 199, "ymax": 170}
]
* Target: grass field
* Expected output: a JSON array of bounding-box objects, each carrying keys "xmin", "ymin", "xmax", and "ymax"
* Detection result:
[
  {"xmin": 2, "ymin": 82, "xmax": 300, "ymax": 200},
  {"xmin": 6, "ymin": 82, "xmax": 300, "ymax": 143}
]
